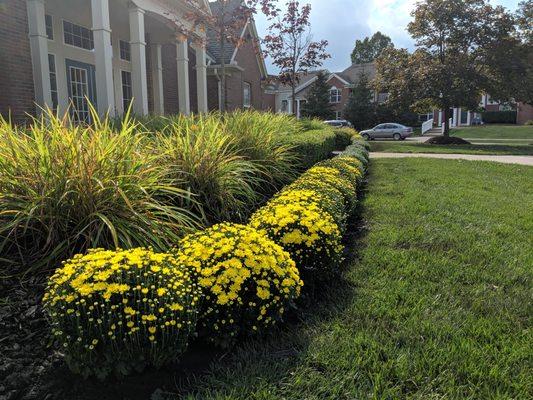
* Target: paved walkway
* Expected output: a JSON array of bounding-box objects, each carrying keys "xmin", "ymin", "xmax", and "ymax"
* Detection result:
[{"xmin": 370, "ymin": 152, "xmax": 533, "ymax": 166}]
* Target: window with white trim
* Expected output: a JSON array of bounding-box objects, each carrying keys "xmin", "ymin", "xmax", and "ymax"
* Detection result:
[
  {"xmin": 45, "ymin": 14, "xmax": 54, "ymax": 40},
  {"xmin": 329, "ymin": 87, "xmax": 341, "ymax": 103},
  {"xmin": 48, "ymin": 54, "xmax": 58, "ymax": 112},
  {"xmin": 335, "ymin": 111, "xmax": 342, "ymax": 119},
  {"xmin": 243, "ymin": 82, "xmax": 251, "ymax": 108},
  {"xmin": 121, "ymin": 70, "xmax": 133, "ymax": 112},
  {"xmin": 281, "ymin": 100, "xmax": 288, "ymax": 112},
  {"xmin": 119, "ymin": 40, "xmax": 131, "ymax": 61},
  {"xmin": 63, "ymin": 20, "xmax": 94, "ymax": 50}
]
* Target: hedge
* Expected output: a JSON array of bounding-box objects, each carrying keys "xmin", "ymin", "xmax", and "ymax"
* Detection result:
[{"xmin": 481, "ymin": 110, "xmax": 517, "ymax": 124}]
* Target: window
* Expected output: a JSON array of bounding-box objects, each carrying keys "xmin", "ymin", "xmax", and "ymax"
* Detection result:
[
  {"xmin": 45, "ymin": 14, "xmax": 54, "ymax": 40},
  {"xmin": 68, "ymin": 66, "xmax": 90, "ymax": 123},
  {"xmin": 243, "ymin": 82, "xmax": 251, "ymax": 108},
  {"xmin": 335, "ymin": 111, "xmax": 342, "ymax": 119},
  {"xmin": 48, "ymin": 54, "xmax": 58, "ymax": 112},
  {"xmin": 121, "ymin": 70, "xmax": 133, "ymax": 112},
  {"xmin": 281, "ymin": 100, "xmax": 288, "ymax": 112},
  {"xmin": 119, "ymin": 40, "xmax": 131, "ymax": 61},
  {"xmin": 377, "ymin": 92, "xmax": 389, "ymax": 103},
  {"xmin": 329, "ymin": 87, "xmax": 341, "ymax": 103},
  {"xmin": 63, "ymin": 20, "xmax": 94, "ymax": 50}
]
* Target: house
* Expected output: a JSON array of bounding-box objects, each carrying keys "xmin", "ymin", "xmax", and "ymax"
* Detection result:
[
  {"xmin": 0, "ymin": 0, "xmax": 273, "ymax": 124},
  {"xmin": 205, "ymin": 0, "xmax": 275, "ymax": 112},
  {"xmin": 431, "ymin": 94, "xmax": 533, "ymax": 128},
  {"xmin": 273, "ymin": 62, "xmax": 388, "ymax": 119}
]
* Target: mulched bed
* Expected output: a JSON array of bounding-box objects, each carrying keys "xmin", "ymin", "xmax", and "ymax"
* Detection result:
[{"xmin": 426, "ymin": 136, "xmax": 471, "ymax": 145}]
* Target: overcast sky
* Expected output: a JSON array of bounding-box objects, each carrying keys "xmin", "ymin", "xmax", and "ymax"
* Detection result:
[{"xmin": 253, "ymin": 0, "xmax": 522, "ymax": 73}]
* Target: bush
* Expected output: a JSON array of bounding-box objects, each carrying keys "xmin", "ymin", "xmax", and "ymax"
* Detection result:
[
  {"xmin": 298, "ymin": 118, "xmax": 327, "ymax": 131},
  {"xmin": 305, "ymin": 165, "xmax": 358, "ymax": 212},
  {"xmin": 524, "ymin": 120, "xmax": 533, "ymax": 125},
  {"xmin": 481, "ymin": 110, "xmax": 517, "ymax": 124},
  {"xmin": 250, "ymin": 190, "xmax": 344, "ymax": 280},
  {"xmin": 43, "ymin": 248, "xmax": 200, "ymax": 379},
  {"xmin": 175, "ymin": 223, "xmax": 303, "ymax": 347},
  {"xmin": 0, "ymin": 112, "xmax": 200, "ymax": 273},
  {"xmin": 277, "ymin": 128, "xmax": 337, "ymax": 170},
  {"xmin": 333, "ymin": 127, "xmax": 359, "ymax": 150}
]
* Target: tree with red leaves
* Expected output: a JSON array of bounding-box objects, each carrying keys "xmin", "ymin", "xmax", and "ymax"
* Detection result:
[
  {"xmin": 262, "ymin": 1, "xmax": 330, "ymax": 115},
  {"xmin": 184, "ymin": 0, "xmax": 277, "ymax": 111}
]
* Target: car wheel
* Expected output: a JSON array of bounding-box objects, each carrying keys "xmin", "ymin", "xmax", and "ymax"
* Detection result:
[
  {"xmin": 362, "ymin": 133, "xmax": 370, "ymax": 141},
  {"xmin": 393, "ymin": 133, "xmax": 401, "ymax": 141}
]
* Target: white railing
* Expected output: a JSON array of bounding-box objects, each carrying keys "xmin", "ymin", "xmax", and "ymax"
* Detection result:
[{"xmin": 421, "ymin": 118, "xmax": 434, "ymax": 135}]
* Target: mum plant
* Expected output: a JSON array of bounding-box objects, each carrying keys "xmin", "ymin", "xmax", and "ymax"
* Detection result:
[
  {"xmin": 43, "ymin": 248, "xmax": 200, "ymax": 379},
  {"xmin": 175, "ymin": 223, "xmax": 303, "ymax": 347}
]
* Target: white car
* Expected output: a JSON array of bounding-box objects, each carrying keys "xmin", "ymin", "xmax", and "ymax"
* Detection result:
[
  {"xmin": 324, "ymin": 120, "xmax": 353, "ymax": 128},
  {"xmin": 360, "ymin": 123, "xmax": 413, "ymax": 140}
]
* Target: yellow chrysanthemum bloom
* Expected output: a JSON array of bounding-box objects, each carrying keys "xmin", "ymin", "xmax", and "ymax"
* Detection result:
[{"xmin": 175, "ymin": 223, "xmax": 303, "ymax": 347}]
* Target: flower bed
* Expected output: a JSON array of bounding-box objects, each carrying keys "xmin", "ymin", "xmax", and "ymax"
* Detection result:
[{"xmin": 42, "ymin": 133, "xmax": 369, "ymax": 378}]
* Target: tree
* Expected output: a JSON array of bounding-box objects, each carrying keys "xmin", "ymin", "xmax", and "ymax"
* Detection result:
[
  {"xmin": 351, "ymin": 32, "xmax": 393, "ymax": 64},
  {"xmin": 343, "ymin": 73, "xmax": 375, "ymax": 130},
  {"xmin": 262, "ymin": 1, "xmax": 330, "ymax": 114},
  {"xmin": 185, "ymin": 0, "xmax": 276, "ymax": 111},
  {"xmin": 374, "ymin": 0, "xmax": 518, "ymax": 136},
  {"xmin": 300, "ymin": 71, "xmax": 334, "ymax": 119}
]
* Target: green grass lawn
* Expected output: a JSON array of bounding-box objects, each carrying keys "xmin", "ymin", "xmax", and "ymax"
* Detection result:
[
  {"xmin": 452, "ymin": 125, "xmax": 533, "ymax": 141},
  {"xmin": 369, "ymin": 141, "xmax": 533, "ymax": 155},
  {"xmin": 163, "ymin": 159, "xmax": 531, "ymax": 399}
]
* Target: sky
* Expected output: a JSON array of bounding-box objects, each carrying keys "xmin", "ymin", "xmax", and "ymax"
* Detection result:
[{"xmin": 253, "ymin": 0, "xmax": 522, "ymax": 73}]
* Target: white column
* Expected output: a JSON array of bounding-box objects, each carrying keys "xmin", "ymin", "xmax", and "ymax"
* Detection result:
[
  {"xmin": 129, "ymin": 7, "xmax": 148, "ymax": 115},
  {"xmin": 193, "ymin": 43, "xmax": 208, "ymax": 113},
  {"xmin": 467, "ymin": 110, "xmax": 471, "ymax": 126},
  {"xmin": 176, "ymin": 38, "xmax": 190, "ymax": 114},
  {"xmin": 150, "ymin": 44, "xmax": 164, "ymax": 115},
  {"xmin": 438, "ymin": 110, "xmax": 443, "ymax": 126},
  {"xmin": 91, "ymin": 0, "xmax": 115, "ymax": 116},
  {"xmin": 26, "ymin": 0, "xmax": 52, "ymax": 113}
]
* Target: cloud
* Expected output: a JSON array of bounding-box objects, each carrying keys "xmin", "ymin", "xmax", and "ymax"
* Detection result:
[{"xmin": 255, "ymin": 0, "xmax": 522, "ymax": 74}]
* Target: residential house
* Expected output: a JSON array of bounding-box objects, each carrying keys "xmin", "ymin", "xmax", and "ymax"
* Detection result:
[
  {"xmin": 0, "ymin": 0, "xmax": 273, "ymax": 124},
  {"xmin": 205, "ymin": 0, "xmax": 275, "ymax": 112},
  {"xmin": 273, "ymin": 62, "xmax": 387, "ymax": 119}
]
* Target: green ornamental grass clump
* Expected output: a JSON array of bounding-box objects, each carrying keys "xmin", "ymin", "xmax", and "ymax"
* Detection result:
[{"xmin": 43, "ymin": 248, "xmax": 201, "ymax": 379}]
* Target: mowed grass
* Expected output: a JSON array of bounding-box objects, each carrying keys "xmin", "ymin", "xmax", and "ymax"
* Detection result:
[
  {"xmin": 369, "ymin": 141, "xmax": 533, "ymax": 155},
  {"xmin": 169, "ymin": 158, "xmax": 532, "ymax": 400},
  {"xmin": 452, "ymin": 125, "xmax": 533, "ymax": 142}
]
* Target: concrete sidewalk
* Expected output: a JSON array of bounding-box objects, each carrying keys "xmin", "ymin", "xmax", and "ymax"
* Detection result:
[{"xmin": 370, "ymin": 152, "xmax": 533, "ymax": 166}]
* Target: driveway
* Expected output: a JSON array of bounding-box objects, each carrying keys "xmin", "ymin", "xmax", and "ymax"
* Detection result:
[{"xmin": 370, "ymin": 152, "xmax": 533, "ymax": 166}]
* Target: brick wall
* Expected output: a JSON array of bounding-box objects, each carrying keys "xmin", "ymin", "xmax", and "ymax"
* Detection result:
[
  {"xmin": 0, "ymin": 0, "xmax": 36, "ymax": 123},
  {"xmin": 517, "ymin": 102, "xmax": 533, "ymax": 125}
]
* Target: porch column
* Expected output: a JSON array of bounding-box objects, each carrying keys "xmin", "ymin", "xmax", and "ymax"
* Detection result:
[
  {"xmin": 26, "ymin": 0, "xmax": 52, "ymax": 113},
  {"xmin": 193, "ymin": 43, "xmax": 208, "ymax": 113},
  {"xmin": 91, "ymin": 0, "xmax": 115, "ymax": 116},
  {"xmin": 176, "ymin": 37, "xmax": 190, "ymax": 114},
  {"xmin": 129, "ymin": 7, "xmax": 148, "ymax": 115},
  {"xmin": 150, "ymin": 44, "xmax": 164, "ymax": 115}
]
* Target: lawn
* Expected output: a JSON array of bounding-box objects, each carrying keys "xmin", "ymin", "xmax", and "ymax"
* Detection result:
[
  {"xmin": 369, "ymin": 141, "xmax": 533, "ymax": 155},
  {"xmin": 156, "ymin": 158, "xmax": 530, "ymax": 399},
  {"xmin": 452, "ymin": 125, "xmax": 533, "ymax": 143}
]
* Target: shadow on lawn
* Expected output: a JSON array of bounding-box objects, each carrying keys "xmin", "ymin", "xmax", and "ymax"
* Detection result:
[{"xmin": 1, "ymin": 179, "xmax": 371, "ymax": 400}]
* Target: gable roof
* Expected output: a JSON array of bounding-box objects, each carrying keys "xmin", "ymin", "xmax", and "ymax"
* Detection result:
[
  {"xmin": 338, "ymin": 62, "xmax": 376, "ymax": 84},
  {"xmin": 206, "ymin": 0, "xmax": 242, "ymax": 64}
]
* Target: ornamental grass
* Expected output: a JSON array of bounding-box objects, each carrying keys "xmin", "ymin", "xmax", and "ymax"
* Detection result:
[
  {"xmin": 43, "ymin": 248, "xmax": 201, "ymax": 379},
  {"xmin": 0, "ymin": 111, "xmax": 200, "ymax": 274},
  {"xmin": 175, "ymin": 223, "xmax": 303, "ymax": 347}
]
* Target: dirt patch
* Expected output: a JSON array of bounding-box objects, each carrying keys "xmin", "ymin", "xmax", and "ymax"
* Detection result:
[{"xmin": 426, "ymin": 136, "xmax": 471, "ymax": 145}]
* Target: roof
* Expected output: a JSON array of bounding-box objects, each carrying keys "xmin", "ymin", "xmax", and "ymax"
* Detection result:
[
  {"xmin": 338, "ymin": 62, "xmax": 376, "ymax": 84},
  {"xmin": 206, "ymin": 0, "xmax": 242, "ymax": 64}
]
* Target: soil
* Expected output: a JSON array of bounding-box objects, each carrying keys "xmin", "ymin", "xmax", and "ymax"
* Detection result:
[{"xmin": 426, "ymin": 136, "xmax": 471, "ymax": 145}]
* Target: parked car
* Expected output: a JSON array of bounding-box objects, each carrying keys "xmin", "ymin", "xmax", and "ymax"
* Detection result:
[
  {"xmin": 360, "ymin": 123, "xmax": 413, "ymax": 140},
  {"xmin": 471, "ymin": 116, "xmax": 483, "ymax": 125},
  {"xmin": 324, "ymin": 120, "xmax": 353, "ymax": 128}
]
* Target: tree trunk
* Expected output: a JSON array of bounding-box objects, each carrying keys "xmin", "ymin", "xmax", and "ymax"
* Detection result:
[
  {"xmin": 442, "ymin": 107, "xmax": 450, "ymax": 136},
  {"xmin": 219, "ymin": 33, "xmax": 226, "ymax": 112}
]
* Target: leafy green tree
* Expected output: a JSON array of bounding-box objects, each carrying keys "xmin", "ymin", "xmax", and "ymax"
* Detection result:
[
  {"xmin": 374, "ymin": 0, "xmax": 517, "ymax": 135},
  {"xmin": 343, "ymin": 73, "xmax": 375, "ymax": 130},
  {"xmin": 301, "ymin": 71, "xmax": 334, "ymax": 120},
  {"xmin": 351, "ymin": 32, "xmax": 393, "ymax": 64}
]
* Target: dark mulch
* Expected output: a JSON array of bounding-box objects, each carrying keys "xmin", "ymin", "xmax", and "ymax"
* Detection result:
[{"xmin": 426, "ymin": 136, "xmax": 471, "ymax": 145}]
